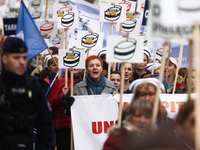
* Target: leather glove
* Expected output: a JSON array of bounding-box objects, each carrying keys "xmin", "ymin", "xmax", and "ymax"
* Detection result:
[{"xmin": 62, "ymin": 96, "xmax": 75, "ymax": 117}]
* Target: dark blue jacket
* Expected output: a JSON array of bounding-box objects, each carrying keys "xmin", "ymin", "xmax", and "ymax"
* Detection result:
[{"xmin": 0, "ymin": 69, "xmax": 53, "ymax": 150}]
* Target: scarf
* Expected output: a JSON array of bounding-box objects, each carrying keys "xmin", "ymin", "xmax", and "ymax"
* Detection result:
[{"xmin": 86, "ymin": 73, "xmax": 106, "ymax": 95}]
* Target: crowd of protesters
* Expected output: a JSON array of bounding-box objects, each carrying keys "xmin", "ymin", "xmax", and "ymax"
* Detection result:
[{"xmin": 0, "ymin": 36, "xmax": 197, "ymax": 150}]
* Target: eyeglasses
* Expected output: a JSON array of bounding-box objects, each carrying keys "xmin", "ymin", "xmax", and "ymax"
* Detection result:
[{"xmin": 139, "ymin": 92, "xmax": 155, "ymax": 97}]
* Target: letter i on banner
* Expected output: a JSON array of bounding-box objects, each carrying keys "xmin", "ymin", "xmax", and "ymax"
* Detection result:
[
  {"xmin": 151, "ymin": 41, "xmax": 169, "ymax": 130},
  {"xmin": 194, "ymin": 24, "xmax": 200, "ymax": 150}
]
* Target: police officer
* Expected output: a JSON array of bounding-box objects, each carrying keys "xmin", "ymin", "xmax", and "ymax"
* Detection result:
[{"xmin": 0, "ymin": 37, "xmax": 53, "ymax": 150}]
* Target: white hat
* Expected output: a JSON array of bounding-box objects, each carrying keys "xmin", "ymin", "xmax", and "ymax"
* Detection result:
[
  {"xmin": 150, "ymin": 54, "xmax": 162, "ymax": 62},
  {"xmin": 44, "ymin": 55, "xmax": 58, "ymax": 68},
  {"xmin": 129, "ymin": 78, "xmax": 164, "ymax": 93},
  {"xmin": 169, "ymin": 57, "xmax": 178, "ymax": 67},
  {"xmin": 143, "ymin": 47, "xmax": 151, "ymax": 60},
  {"xmin": 146, "ymin": 63, "xmax": 161, "ymax": 72}
]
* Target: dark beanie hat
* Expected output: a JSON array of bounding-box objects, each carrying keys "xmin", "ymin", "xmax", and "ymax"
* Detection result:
[{"xmin": 2, "ymin": 37, "xmax": 28, "ymax": 53}]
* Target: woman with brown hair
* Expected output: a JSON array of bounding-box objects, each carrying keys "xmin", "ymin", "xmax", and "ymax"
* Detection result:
[
  {"xmin": 125, "ymin": 81, "xmax": 174, "ymax": 131},
  {"xmin": 103, "ymin": 99, "xmax": 154, "ymax": 150},
  {"xmin": 165, "ymin": 57, "xmax": 184, "ymax": 93}
]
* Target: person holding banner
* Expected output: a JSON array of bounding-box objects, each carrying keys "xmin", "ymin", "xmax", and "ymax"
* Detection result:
[
  {"xmin": 176, "ymin": 100, "xmax": 195, "ymax": 150},
  {"xmin": 132, "ymin": 47, "xmax": 151, "ymax": 81},
  {"xmin": 165, "ymin": 57, "xmax": 184, "ymax": 93},
  {"xmin": 73, "ymin": 55, "xmax": 117, "ymax": 95},
  {"xmin": 103, "ymin": 99, "xmax": 153, "ymax": 150},
  {"xmin": 47, "ymin": 69, "xmax": 83, "ymax": 150}
]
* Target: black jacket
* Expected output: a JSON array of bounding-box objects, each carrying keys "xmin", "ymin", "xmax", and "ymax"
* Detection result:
[{"xmin": 0, "ymin": 69, "xmax": 53, "ymax": 150}]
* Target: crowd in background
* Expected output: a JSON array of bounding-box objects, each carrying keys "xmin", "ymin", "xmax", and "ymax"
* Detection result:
[{"xmin": 0, "ymin": 36, "xmax": 197, "ymax": 150}]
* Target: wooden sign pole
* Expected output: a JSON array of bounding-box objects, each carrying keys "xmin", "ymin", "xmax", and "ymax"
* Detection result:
[
  {"xmin": 107, "ymin": 21, "xmax": 114, "ymax": 80},
  {"xmin": 65, "ymin": 27, "xmax": 69, "ymax": 88},
  {"xmin": 70, "ymin": 67, "xmax": 74, "ymax": 150},
  {"xmin": 83, "ymin": 48, "xmax": 91, "ymax": 80},
  {"xmin": 45, "ymin": 0, "xmax": 48, "ymax": 22},
  {"xmin": 112, "ymin": 23, "xmax": 123, "ymax": 71},
  {"xmin": 47, "ymin": 48, "xmax": 58, "ymax": 67},
  {"xmin": 58, "ymin": 29, "xmax": 65, "ymax": 77},
  {"xmin": 83, "ymin": 30, "xmax": 94, "ymax": 80},
  {"xmin": 117, "ymin": 62, "xmax": 125, "ymax": 127},
  {"xmin": 36, "ymin": 55, "xmax": 39, "ymax": 74},
  {"xmin": 194, "ymin": 24, "xmax": 200, "ymax": 150},
  {"xmin": 151, "ymin": 41, "xmax": 168, "ymax": 130},
  {"xmin": 187, "ymin": 39, "xmax": 193, "ymax": 100},
  {"xmin": 152, "ymin": 41, "xmax": 158, "ymax": 74},
  {"xmin": 165, "ymin": 42, "xmax": 171, "ymax": 82},
  {"xmin": 116, "ymin": 32, "xmax": 130, "ymax": 127},
  {"xmin": 172, "ymin": 44, "xmax": 183, "ymax": 94}
]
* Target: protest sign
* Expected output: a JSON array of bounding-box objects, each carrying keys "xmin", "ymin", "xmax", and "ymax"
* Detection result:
[
  {"xmin": 58, "ymin": 49, "xmax": 85, "ymax": 69},
  {"xmin": 72, "ymin": 94, "xmax": 191, "ymax": 150},
  {"xmin": 3, "ymin": 18, "xmax": 18, "ymax": 35},
  {"xmin": 106, "ymin": 35, "xmax": 143, "ymax": 63}
]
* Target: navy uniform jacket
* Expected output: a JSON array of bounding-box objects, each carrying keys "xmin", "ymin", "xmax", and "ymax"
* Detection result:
[{"xmin": 0, "ymin": 69, "xmax": 53, "ymax": 150}]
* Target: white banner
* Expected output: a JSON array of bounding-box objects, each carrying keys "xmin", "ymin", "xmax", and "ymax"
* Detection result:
[
  {"xmin": 71, "ymin": 94, "xmax": 194, "ymax": 150},
  {"xmin": 71, "ymin": 95, "xmax": 118, "ymax": 150}
]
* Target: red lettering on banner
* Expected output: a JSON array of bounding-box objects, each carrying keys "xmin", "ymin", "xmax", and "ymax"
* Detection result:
[
  {"xmin": 162, "ymin": 101, "xmax": 186, "ymax": 113},
  {"xmin": 104, "ymin": 121, "xmax": 114, "ymax": 133},
  {"xmin": 124, "ymin": 102, "xmax": 129, "ymax": 107},
  {"xmin": 117, "ymin": 102, "xmax": 129, "ymax": 107},
  {"xmin": 92, "ymin": 122, "xmax": 102, "ymax": 134},
  {"xmin": 176, "ymin": 102, "xmax": 185, "ymax": 110},
  {"xmin": 170, "ymin": 102, "xmax": 175, "ymax": 112},
  {"xmin": 161, "ymin": 101, "xmax": 169, "ymax": 108},
  {"xmin": 92, "ymin": 121, "xmax": 117, "ymax": 134}
]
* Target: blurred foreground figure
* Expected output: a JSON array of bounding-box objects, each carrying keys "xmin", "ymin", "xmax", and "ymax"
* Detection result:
[
  {"xmin": 126, "ymin": 130, "xmax": 185, "ymax": 150},
  {"xmin": 176, "ymin": 100, "xmax": 195, "ymax": 150},
  {"xmin": 0, "ymin": 37, "xmax": 53, "ymax": 150},
  {"xmin": 103, "ymin": 99, "xmax": 153, "ymax": 150}
]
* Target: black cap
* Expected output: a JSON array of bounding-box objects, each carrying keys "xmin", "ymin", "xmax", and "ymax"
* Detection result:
[{"xmin": 2, "ymin": 37, "xmax": 28, "ymax": 53}]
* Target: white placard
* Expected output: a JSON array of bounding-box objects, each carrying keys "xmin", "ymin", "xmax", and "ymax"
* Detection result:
[
  {"xmin": 29, "ymin": 8, "xmax": 44, "ymax": 20},
  {"xmin": 57, "ymin": 10, "xmax": 79, "ymax": 29},
  {"xmin": 53, "ymin": 3, "xmax": 77, "ymax": 20},
  {"xmin": 49, "ymin": 35, "xmax": 61, "ymax": 48},
  {"xmin": 149, "ymin": 0, "xmax": 193, "ymax": 40},
  {"xmin": 160, "ymin": 0, "xmax": 200, "ymax": 26},
  {"xmin": 58, "ymin": 49, "xmax": 85, "ymax": 69},
  {"xmin": 116, "ymin": 14, "xmax": 141, "ymax": 35},
  {"xmin": 35, "ymin": 20, "xmax": 57, "ymax": 39},
  {"xmin": 76, "ymin": 31, "xmax": 104, "ymax": 50},
  {"xmin": 136, "ymin": 0, "xmax": 145, "ymax": 13},
  {"xmin": 99, "ymin": 4, "xmax": 126, "ymax": 22},
  {"xmin": 118, "ymin": 1, "xmax": 136, "ymax": 12},
  {"xmin": 137, "ymin": 33, "xmax": 153, "ymax": 49},
  {"xmin": 28, "ymin": 0, "xmax": 43, "ymax": 10},
  {"xmin": 71, "ymin": 94, "xmax": 193, "ymax": 150},
  {"xmin": 72, "ymin": 95, "xmax": 118, "ymax": 150},
  {"xmin": 106, "ymin": 35, "xmax": 143, "ymax": 63}
]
